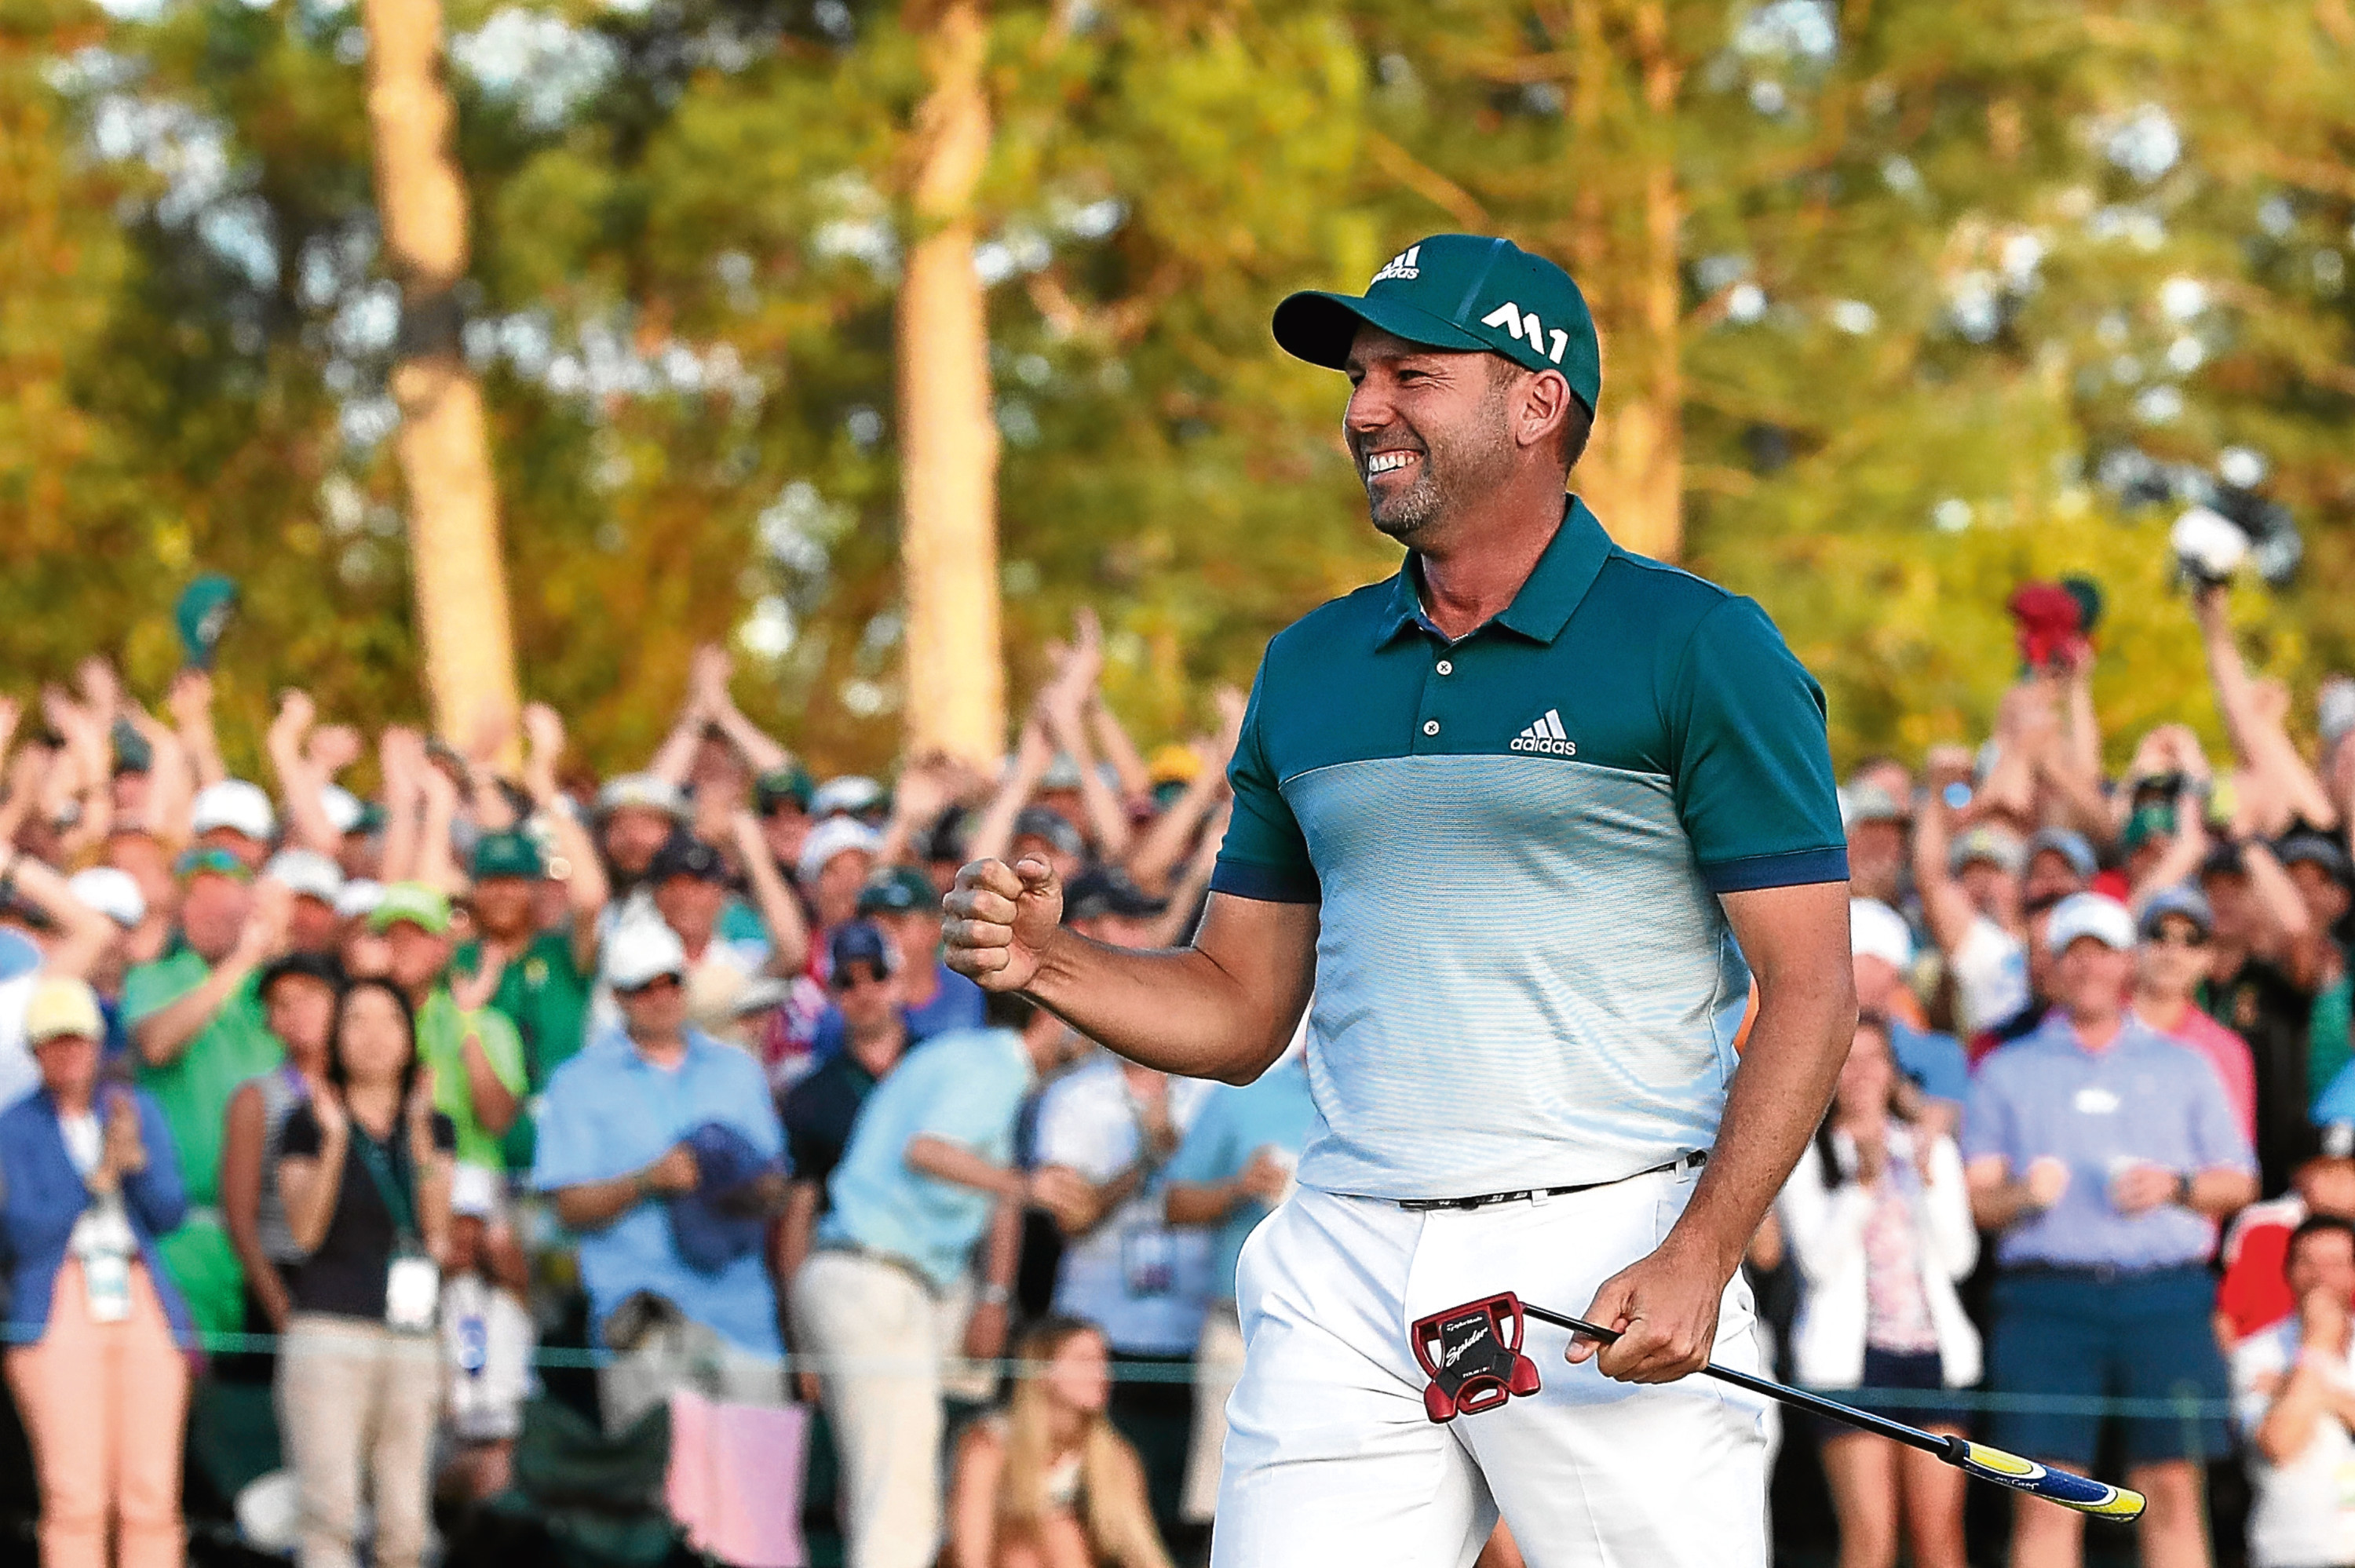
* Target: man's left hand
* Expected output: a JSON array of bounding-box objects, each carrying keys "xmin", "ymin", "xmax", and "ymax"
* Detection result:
[
  {"xmin": 1566, "ymin": 1236, "xmax": 1729, "ymax": 1384},
  {"xmin": 2109, "ymin": 1161, "xmax": 2180, "ymax": 1216}
]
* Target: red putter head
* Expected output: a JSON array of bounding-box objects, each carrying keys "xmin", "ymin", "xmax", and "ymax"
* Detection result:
[{"xmin": 1410, "ymin": 1293, "xmax": 1543, "ymax": 1424}]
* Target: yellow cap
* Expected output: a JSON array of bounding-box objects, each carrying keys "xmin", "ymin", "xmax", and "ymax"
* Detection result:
[
  {"xmin": 1148, "ymin": 744, "xmax": 1203, "ymax": 786},
  {"xmin": 24, "ymin": 976, "xmax": 103, "ymax": 1046}
]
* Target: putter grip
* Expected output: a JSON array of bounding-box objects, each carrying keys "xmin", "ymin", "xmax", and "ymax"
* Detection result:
[{"xmin": 1952, "ymin": 1441, "xmax": 2149, "ymax": 1520}]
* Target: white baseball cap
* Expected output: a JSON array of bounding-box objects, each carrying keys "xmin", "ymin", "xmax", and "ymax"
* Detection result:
[
  {"xmin": 1849, "ymin": 899, "xmax": 1914, "ymax": 971},
  {"xmin": 604, "ymin": 916, "xmax": 688, "ymax": 992},
  {"xmin": 810, "ymin": 775, "xmax": 885, "ymax": 819},
  {"xmin": 333, "ymin": 879, "xmax": 386, "ymax": 921},
  {"xmin": 319, "ymin": 783, "xmax": 367, "ymax": 836},
  {"xmin": 265, "ymin": 848, "xmax": 345, "ymax": 906},
  {"xmin": 594, "ymin": 773, "xmax": 688, "ymax": 821},
  {"xmin": 67, "ymin": 866, "xmax": 146, "ymax": 930},
  {"xmin": 192, "ymin": 779, "xmax": 277, "ymax": 842},
  {"xmin": 2046, "ymin": 892, "xmax": 2138, "ymax": 957},
  {"xmin": 797, "ymin": 815, "xmax": 882, "ymax": 886}
]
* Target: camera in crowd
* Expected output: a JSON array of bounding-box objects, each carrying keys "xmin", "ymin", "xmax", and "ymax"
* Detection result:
[{"xmin": 2099, "ymin": 445, "xmax": 2304, "ymax": 592}]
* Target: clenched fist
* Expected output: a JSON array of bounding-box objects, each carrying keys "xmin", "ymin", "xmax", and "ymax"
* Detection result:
[{"xmin": 944, "ymin": 856, "xmax": 1065, "ymax": 992}]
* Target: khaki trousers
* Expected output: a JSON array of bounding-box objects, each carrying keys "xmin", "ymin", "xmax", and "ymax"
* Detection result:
[
  {"xmin": 3, "ymin": 1258, "xmax": 189, "ymax": 1568},
  {"xmin": 790, "ymin": 1250, "xmax": 947, "ymax": 1568},
  {"xmin": 276, "ymin": 1313, "xmax": 444, "ymax": 1568}
]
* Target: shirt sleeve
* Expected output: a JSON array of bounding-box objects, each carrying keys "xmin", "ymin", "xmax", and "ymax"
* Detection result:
[
  {"xmin": 1209, "ymin": 658, "xmax": 1320, "ymax": 904},
  {"xmin": 120, "ymin": 956, "xmax": 202, "ymax": 1028},
  {"xmin": 1959, "ymin": 1058, "xmax": 2018, "ymax": 1168},
  {"xmin": 913, "ymin": 1049, "xmax": 1029, "ymax": 1154},
  {"xmin": 465, "ymin": 1008, "xmax": 530, "ymax": 1093},
  {"xmin": 2229, "ymin": 1335, "xmax": 2289, "ymax": 1436},
  {"xmin": 1666, "ymin": 596, "xmax": 1847, "ymax": 892},
  {"xmin": 2185, "ymin": 1052, "xmax": 2258, "ymax": 1172},
  {"xmin": 529, "ymin": 1069, "xmax": 601, "ymax": 1191}
]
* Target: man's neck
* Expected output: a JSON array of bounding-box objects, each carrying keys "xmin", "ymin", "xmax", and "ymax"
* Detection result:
[
  {"xmin": 2068, "ymin": 1010, "xmax": 2126, "ymax": 1052},
  {"xmin": 846, "ymin": 1018, "xmax": 907, "ymax": 1078},
  {"xmin": 900, "ymin": 957, "xmax": 940, "ymax": 1008},
  {"xmin": 1411, "ymin": 489, "xmax": 1565, "ymax": 641},
  {"xmin": 630, "ymin": 1029, "xmax": 689, "ymax": 1069},
  {"xmin": 2132, "ymin": 990, "xmax": 2189, "ymax": 1032}
]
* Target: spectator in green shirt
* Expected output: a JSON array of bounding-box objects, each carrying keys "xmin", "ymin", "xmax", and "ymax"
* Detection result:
[
  {"xmin": 451, "ymin": 704, "xmax": 609, "ymax": 1092},
  {"xmin": 123, "ymin": 847, "xmax": 290, "ymax": 1336},
  {"xmin": 371, "ymin": 883, "xmax": 527, "ymax": 1176}
]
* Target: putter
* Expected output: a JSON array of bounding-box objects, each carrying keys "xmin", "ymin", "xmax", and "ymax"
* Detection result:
[{"xmin": 1409, "ymin": 1293, "xmax": 2146, "ymax": 1522}]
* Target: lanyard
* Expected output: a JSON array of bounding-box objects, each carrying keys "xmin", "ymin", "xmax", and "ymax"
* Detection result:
[{"xmin": 349, "ymin": 1124, "xmax": 420, "ymax": 1245}]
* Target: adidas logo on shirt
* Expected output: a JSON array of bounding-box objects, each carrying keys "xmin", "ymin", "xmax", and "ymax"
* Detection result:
[{"xmin": 1510, "ymin": 709, "xmax": 1576, "ymax": 757}]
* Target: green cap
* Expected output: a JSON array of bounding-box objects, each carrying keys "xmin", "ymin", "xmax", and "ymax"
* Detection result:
[
  {"xmin": 1272, "ymin": 235, "xmax": 1601, "ymax": 414},
  {"xmin": 856, "ymin": 865, "xmax": 940, "ymax": 917},
  {"xmin": 174, "ymin": 845, "xmax": 252, "ymax": 884},
  {"xmin": 2121, "ymin": 802, "xmax": 2178, "ymax": 852},
  {"xmin": 173, "ymin": 573, "xmax": 240, "ymax": 670},
  {"xmin": 369, "ymin": 881, "xmax": 452, "ymax": 936},
  {"xmin": 755, "ymin": 764, "xmax": 816, "ymax": 815},
  {"xmin": 470, "ymin": 830, "xmax": 545, "ymax": 882}
]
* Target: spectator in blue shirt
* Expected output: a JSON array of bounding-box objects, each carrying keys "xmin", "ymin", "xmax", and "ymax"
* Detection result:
[
  {"xmin": 533, "ymin": 919, "xmax": 791, "ymax": 1434},
  {"xmin": 1161, "ymin": 1041, "xmax": 1316, "ymax": 1532},
  {"xmin": 855, "ymin": 866, "xmax": 984, "ymax": 1039},
  {"xmin": 1964, "ymin": 892, "xmax": 2257, "ymax": 1568},
  {"xmin": 790, "ymin": 990, "xmax": 1092, "ymax": 1568}
]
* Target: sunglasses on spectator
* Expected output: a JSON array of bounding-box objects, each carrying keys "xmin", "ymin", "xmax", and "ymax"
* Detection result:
[
  {"xmin": 831, "ymin": 965, "xmax": 889, "ymax": 994},
  {"xmin": 2145, "ymin": 928, "xmax": 2208, "ymax": 950},
  {"xmin": 620, "ymin": 973, "xmax": 684, "ymax": 997}
]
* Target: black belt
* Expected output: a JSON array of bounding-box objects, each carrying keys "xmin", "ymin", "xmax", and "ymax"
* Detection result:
[{"xmin": 1397, "ymin": 1150, "xmax": 1707, "ymax": 1212}]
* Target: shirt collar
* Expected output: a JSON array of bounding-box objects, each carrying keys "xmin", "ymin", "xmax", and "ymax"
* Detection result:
[{"xmin": 1375, "ymin": 497, "xmax": 1616, "ymax": 650}]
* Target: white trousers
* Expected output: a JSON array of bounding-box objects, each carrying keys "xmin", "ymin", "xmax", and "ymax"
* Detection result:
[{"xmin": 1211, "ymin": 1165, "xmax": 1772, "ymax": 1568}]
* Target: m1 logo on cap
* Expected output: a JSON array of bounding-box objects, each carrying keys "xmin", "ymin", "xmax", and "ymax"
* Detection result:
[
  {"xmin": 1371, "ymin": 245, "xmax": 1421, "ymax": 284},
  {"xmin": 1481, "ymin": 301, "xmax": 1570, "ymax": 365}
]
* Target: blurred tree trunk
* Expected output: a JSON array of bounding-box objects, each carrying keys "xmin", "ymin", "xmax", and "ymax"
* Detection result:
[
  {"xmin": 897, "ymin": 0, "xmax": 1005, "ymax": 767},
  {"xmin": 1555, "ymin": 0, "xmax": 1684, "ymax": 563},
  {"xmin": 363, "ymin": 0, "xmax": 520, "ymax": 748}
]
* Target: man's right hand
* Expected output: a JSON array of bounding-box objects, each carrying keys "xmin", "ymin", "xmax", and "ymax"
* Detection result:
[
  {"xmin": 1024, "ymin": 1165, "xmax": 1094, "ymax": 1231},
  {"xmin": 643, "ymin": 1144, "xmax": 701, "ymax": 1197},
  {"xmin": 2024, "ymin": 1155, "xmax": 2071, "ymax": 1210},
  {"xmin": 944, "ymin": 856, "xmax": 1065, "ymax": 992}
]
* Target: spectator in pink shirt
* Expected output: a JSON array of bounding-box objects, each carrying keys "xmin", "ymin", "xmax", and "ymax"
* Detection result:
[{"xmin": 2136, "ymin": 885, "xmax": 2258, "ymax": 1145}]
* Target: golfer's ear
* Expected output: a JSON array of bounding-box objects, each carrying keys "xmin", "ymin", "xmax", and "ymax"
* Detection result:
[{"xmin": 1517, "ymin": 369, "xmax": 1573, "ymax": 457}]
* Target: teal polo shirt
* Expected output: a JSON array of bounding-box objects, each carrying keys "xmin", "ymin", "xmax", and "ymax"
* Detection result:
[{"xmin": 1213, "ymin": 499, "xmax": 1846, "ymax": 1200}]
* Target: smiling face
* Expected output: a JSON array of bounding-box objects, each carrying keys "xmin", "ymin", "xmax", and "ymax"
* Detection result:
[{"xmin": 1342, "ymin": 327, "xmax": 1532, "ymax": 545}]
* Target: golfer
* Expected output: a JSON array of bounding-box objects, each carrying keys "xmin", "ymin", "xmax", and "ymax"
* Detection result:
[{"xmin": 945, "ymin": 233, "xmax": 1857, "ymax": 1567}]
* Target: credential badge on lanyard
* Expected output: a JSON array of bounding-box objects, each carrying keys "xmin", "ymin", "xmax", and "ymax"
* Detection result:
[{"xmin": 354, "ymin": 1127, "xmax": 440, "ymax": 1333}]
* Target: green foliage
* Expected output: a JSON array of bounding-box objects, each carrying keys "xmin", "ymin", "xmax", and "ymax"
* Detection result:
[{"xmin": 1, "ymin": 0, "xmax": 2350, "ymax": 779}]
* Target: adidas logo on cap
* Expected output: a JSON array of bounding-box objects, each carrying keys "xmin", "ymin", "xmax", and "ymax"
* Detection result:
[{"xmin": 1510, "ymin": 709, "xmax": 1576, "ymax": 757}]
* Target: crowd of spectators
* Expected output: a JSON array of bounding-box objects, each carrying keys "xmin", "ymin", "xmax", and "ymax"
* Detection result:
[{"xmin": 2, "ymin": 578, "xmax": 2355, "ymax": 1568}]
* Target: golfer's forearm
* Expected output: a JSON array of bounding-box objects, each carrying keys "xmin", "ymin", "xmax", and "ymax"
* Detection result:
[
  {"xmin": 1673, "ymin": 976, "xmax": 1854, "ymax": 1277},
  {"xmin": 1026, "ymin": 931, "xmax": 1293, "ymax": 1083}
]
